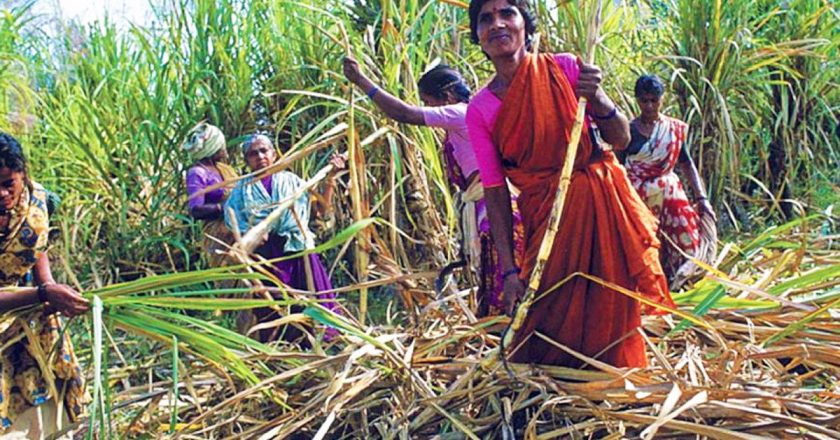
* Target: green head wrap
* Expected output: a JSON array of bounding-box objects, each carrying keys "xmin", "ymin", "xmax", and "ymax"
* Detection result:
[{"xmin": 182, "ymin": 122, "xmax": 226, "ymax": 161}]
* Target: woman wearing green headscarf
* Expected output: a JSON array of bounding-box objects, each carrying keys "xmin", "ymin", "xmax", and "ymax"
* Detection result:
[{"xmin": 183, "ymin": 122, "xmax": 238, "ymax": 266}]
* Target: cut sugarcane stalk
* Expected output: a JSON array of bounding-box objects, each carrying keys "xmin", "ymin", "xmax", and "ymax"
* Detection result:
[
  {"xmin": 236, "ymin": 164, "xmax": 334, "ymax": 255},
  {"xmin": 500, "ymin": 0, "xmax": 603, "ymax": 363},
  {"xmin": 500, "ymin": 99, "xmax": 590, "ymax": 355}
]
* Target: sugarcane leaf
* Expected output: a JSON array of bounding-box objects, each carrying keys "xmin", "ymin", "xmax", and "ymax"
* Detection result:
[
  {"xmin": 763, "ymin": 297, "xmax": 840, "ymax": 346},
  {"xmin": 768, "ymin": 264, "xmax": 840, "ymax": 296}
]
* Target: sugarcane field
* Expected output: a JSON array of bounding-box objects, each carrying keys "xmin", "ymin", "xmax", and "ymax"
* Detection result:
[{"xmin": 0, "ymin": 0, "xmax": 838, "ymax": 438}]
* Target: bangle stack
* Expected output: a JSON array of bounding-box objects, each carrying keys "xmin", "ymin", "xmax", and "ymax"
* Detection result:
[
  {"xmin": 502, "ymin": 267, "xmax": 521, "ymax": 281},
  {"xmin": 591, "ymin": 106, "xmax": 618, "ymax": 121}
]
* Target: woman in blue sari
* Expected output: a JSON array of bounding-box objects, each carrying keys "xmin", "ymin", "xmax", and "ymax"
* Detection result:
[{"xmin": 224, "ymin": 134, "xmax": 341, "ymax": 343}]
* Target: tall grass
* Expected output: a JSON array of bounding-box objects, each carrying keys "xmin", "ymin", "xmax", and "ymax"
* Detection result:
[
  {"xmin": 0, "ymin": 5, "xmax": 37, "ymax": 135},
  {"xmin": 653, "ymin": 0, "xmax": 839, "ymax": 227},
  {"xmin": 1, "ymin": 0, "xmax": 835, "ymax": 287}
]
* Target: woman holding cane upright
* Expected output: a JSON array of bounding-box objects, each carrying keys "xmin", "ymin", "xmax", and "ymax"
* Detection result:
[{"xmin": 465, "ymin": 0, "xmax": 674, "ymax": 367}]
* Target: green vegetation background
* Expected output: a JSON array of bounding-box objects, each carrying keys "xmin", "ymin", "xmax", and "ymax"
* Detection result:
[{"xmin": 1, "ymin": 0, "xmax": 837, "ymax": 289}]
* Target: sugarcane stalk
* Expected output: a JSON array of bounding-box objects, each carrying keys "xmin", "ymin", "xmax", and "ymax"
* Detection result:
[
  {"xmin": 339, "ymin": 23, "xmax": 371, "ymax": 325},
  {"xmin": 287, "ymin": 207, "xmax": 318, "ymax": 295},
  {"xmin": 500, "ymin": 0, "xmax": 604, "ymax": 364}
]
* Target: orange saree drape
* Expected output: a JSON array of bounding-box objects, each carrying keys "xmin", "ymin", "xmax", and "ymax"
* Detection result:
[{"xmin": 494, "ymin": 54, "xmax": 674, "ymax": 368}]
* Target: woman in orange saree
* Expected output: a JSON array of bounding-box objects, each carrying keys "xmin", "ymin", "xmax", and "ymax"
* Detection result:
[{"xmin": 465, "ymin": 0, "xmax": 675, "ymax": 368}]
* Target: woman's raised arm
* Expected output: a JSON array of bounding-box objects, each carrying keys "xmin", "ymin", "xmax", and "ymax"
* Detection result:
[{"xmin": 343, "ymin": 56, "xmax": 426, "ymax": 126}]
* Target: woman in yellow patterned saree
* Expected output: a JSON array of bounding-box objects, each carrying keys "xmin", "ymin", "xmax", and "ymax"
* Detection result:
[{"xmin": 0, "ymin": 133, "xmax": 88, "ymax": 439}]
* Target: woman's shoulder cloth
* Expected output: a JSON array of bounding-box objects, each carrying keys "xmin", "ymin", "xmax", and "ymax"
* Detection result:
[
  {"xmin": 663, "ymin": 115, "xmax": 689, "ymax": 130},
  {"xmin": 28, "ymin": 181, "xmax": 49, "ymax": 212},
  {"xmin": 273, "ymin": 170, "xmax": 304, "ymax": 183}
]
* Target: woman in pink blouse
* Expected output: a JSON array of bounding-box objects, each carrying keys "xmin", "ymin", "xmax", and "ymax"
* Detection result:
[
  {"xmin": 465, "ymin": 0, "xmax": 673, "ymax": 368},
  {"xmin": 343, "ymin": 57, "xmax": 523, "ymax": 317}
]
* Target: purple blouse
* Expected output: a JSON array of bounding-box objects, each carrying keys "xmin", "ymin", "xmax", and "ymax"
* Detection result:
[{"xmin": 186, "ymin": 164, "xmax": 227, "ymax": 211}]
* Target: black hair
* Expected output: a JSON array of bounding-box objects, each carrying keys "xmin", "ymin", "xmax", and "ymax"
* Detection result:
[
  {"xmin": 634, "ymin": 74, "xmax": 665, "ymax": 98},
  {"xmin": 417, "ymin": 65, "xmax": 472, "ymax": 104},
  {"xmin": 0, "ymin": 132, "xmax": 32, "ymax": 190},
  {"xmin": 469, "ymin": 0, "xmax": 538, "ymax": 52}
]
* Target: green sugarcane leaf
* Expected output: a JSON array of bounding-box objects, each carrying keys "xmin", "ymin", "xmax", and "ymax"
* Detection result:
[
  {"xmin": 103, "ymin": 297, "xmax": 289, "ymax": 310},
  {"xmin": 768, "ymin": 264, "xmax": 840, "ymax": 296},
  {"xmin": 763, "ymin": 297, "xmax": 840, "ymax": 346},
  {"xmin": 138, "ymin": 307, "xmax": 279, "ymax": 355}
]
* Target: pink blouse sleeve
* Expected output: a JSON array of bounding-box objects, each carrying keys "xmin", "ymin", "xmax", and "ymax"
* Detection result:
[
  {"xmin": 420, "ymin": 104, "xmax": 466, "ymax": 130},
  {"xmin": 554, "ymin": 53, "xmax": 598, "ymax": 120},
  {"xmin": 466, "ymin": 95, "xmax": 506, "ymax": 188},
  {"xmin": 554, "ymin": 53, "xmax": 580, "ymax": 88}
]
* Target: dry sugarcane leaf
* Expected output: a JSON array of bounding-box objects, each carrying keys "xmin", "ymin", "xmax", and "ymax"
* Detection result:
[
  {"xmin": 640, "ymin": 390, "xmax": 708, "ymax": 439},
  {"xmin": 603, "ymin": 410, "xmax": 767, "ymax": 440}
]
